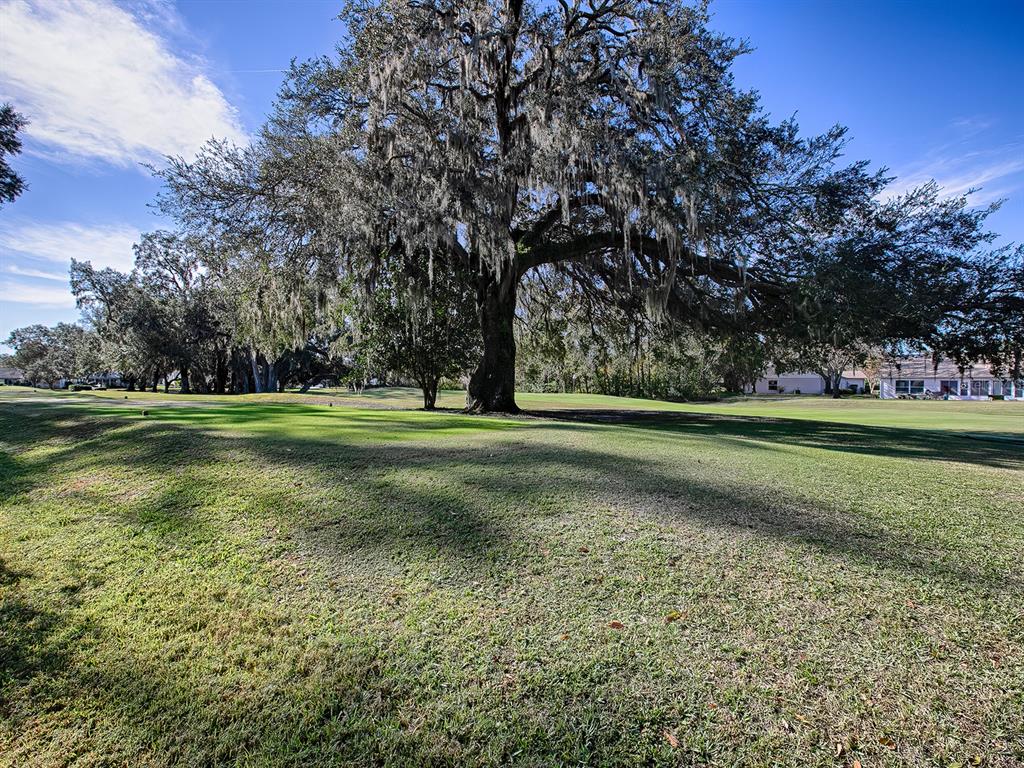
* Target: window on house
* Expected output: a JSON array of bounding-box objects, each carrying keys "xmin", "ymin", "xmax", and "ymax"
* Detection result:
[
  {"xmin": 895, "ymin": 380, "xmax": 924, "ymax": 395},
  {"xmin": 767, "ymin": 379, "xmax": 778, "ymax": 391},
  {"xmin": 940, "ymin": 380, "xmax": 959, "ymax": 395},
  {"xmin": 999, "ymin": 380, "xmax": 1023, "ymax": 398},
  {"xmin": 970, "ymin": 380, "xmax": 990, "ymax": 396}
]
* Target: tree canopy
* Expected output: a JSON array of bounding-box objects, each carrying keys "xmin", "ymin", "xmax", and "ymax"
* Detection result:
[
  {"xmin": 149, "ymin": 0, "xmax": 1018, "ymax": 411},
  {"xmin": 4, "ymin": 323, "xmax": 100, "ymax": 388}
]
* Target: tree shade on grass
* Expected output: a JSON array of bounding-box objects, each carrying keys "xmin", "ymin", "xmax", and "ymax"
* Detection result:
[{"xmin": 1, "ymin": 391, "xmax": 1022, "ymax": 766}]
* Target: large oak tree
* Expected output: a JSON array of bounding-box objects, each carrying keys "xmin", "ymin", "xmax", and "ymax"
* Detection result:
[
  {"xmin": 157, "ymin": 0, "xmax": 1010, "ymax": 411},
  {"xmin": 162, "ymin": 0, "xmax": 878, "ymax": 411}
]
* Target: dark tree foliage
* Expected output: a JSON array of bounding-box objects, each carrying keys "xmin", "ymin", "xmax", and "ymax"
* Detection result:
[
  {"xmin": 515, "ymin": 267, "xmax": 750, "ymax": 399},
  {"xmin": 71, "ymin": 238, "xmax": 354, "ymax": 395},
  {"xmin": 935, "ymin": 244, "xmax": 1024, "ymax": 382},
  {"xmin": 72, "ymin": 258, "xmax": 182, "ymax": 392},
  {"xmin": 357, "ymin": 252, "xmax": 481, "ymax": 409},
  {"xmin": 0, "ymin": 103, "xmax": 27, "ymax": 206},
  {"xmin": 774, "ymin": 182, "xmax": 1004, "ymax": 397}
]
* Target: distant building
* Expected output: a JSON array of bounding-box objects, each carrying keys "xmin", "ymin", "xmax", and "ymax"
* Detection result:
[
  {"xmin": 746, "ymin": 367, "xmax": 868, "ymax": 396},
  {"xmin": 0, "ymin": 366, "xmax": 27, "ymax": 385},
  {"xmin": 747, "ymin": 355, "xmax": 1023, "ymax": 400},
  {"xmin": 55, "ymin": 371, "xmax": 125, "ymax": 389},
  {"xmin": 89, "ymin": 371, "xmax": 124, "ymax": 388},
  {"xmin": 877, "ymin": 356, "xmax": 1022, "ymax": 400}
]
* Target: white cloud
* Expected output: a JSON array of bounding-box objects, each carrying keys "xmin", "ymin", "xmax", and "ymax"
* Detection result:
[
  {"xmin": 884, "ymin": 125, "xmax": 1024, "ymax": 206},
  {"xmin": 0, "ymin": 281, "xmax": 76, "ymax": 307},
  {"xmin": 0, "ymin": 221, "xmax": 140, "ymax": 272},
  {"xmin": 0, "ymin": 0, "xmax": 247, "ymax": 166},
  {"xmin": 887, "ymin": 156, "xmax": 1024, "ymax": 205},
  {"xmin": 0, "ymin": 220, "xmax": 141, "ymax": 307},
  {"xmin": 4, "ymin": 264, "xmax": 69, "ymax": 281}
]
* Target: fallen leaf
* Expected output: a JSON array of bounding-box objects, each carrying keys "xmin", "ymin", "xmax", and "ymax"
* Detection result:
[
  {"xmin": 853, "ymin": 761, "xmax": 862, "ymax": 768},
  {"xmin": 662, "ymin": 729, "xmax": 679, "ymax": 748},
  {"xmin": 664, "ymin": 610, "xmax": 683, "ymax": 624},
  {"xmin": 879, "ymin": 736, "xmax": 896, "ymax": 749},
  {"xmin": 579, "ymin": 546, "xmax": 590, "ymax": 553},
  {"xmin": 559, "ymin": 633, "xmax": 569, "ymax": 641},
  {"xmin": 608, "ymin": 620, "xmax": 625, "ymax": 630}
]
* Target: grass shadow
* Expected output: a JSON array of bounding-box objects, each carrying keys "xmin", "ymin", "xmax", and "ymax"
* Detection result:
[
  {"xmin": 4, "ymin": 400, "xmax": 1019, "ymax": 594},
  {"xmin": 527, "ymin": 408, "xmax": 1024, "ymax": 470}
]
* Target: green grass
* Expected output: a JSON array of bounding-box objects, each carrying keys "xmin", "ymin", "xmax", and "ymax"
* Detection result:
[
  {"xmin": 7, "ymin": 383, "xmax": 1023, "ymax": 435},
  {"xmin": 1, "ymin": 389, "xmax": 1022, "ymax": 766}
]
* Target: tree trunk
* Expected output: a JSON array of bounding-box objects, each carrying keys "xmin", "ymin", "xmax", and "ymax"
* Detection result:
[
  {"xmin": 250, "ymin": 350, "xmax": 264, "ymax": 393},
  {"xmin": 422, "ymin": 378, "xmax": 438, "ymax": 410},
  {"xmin": 466, "ymin": 269, "xmax": 519, "ymax": 413},
  {"xmin": 821, "ymin": 373, "xmax": 832, "ymax": 396},
  {"xmin": 180, "ymin": 365, "xmax": 191, "ymax": 395},
  {"xmin": 152, "ymin": 371, "xmax": 159, "ymax": 392},
  {"xmin": 831, "ymin": 372, "xmax": 843, "ymax": 399},
  {"xmin": 214, "ymin": 352, "xmax": 227, "ymax": 395}
]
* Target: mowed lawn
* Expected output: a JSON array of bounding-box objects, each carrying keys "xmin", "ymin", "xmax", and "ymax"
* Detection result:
[{"xmin": 0, "ymin": 390, "xmax": 1022, "ymax": 766}]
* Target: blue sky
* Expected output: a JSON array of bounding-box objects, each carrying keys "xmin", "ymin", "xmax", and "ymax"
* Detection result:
[{"xmin": 1, "ymin": 0, "xmax": 1022, "ymax": 343}]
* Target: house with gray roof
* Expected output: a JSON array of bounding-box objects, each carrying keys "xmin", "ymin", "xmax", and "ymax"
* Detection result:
[
  {"xmin": 877, "ymin": 356, "xmax": 1023, "ymax": 400},
  {"xmin": 0, "ymin": 367, "xmax": 27, "ymax": 385}
]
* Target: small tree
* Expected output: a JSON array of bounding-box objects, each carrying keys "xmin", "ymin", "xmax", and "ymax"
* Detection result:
[
  {"xmin": 357, "ymin": 254, "xmax": 479, "ymax": 409},
  {"xmin": 5, "ymin": 323, "xmax": 100, "ymax": 388},
  {"xmin": 5, "ymin": 325, "xmax": 57, "ymax": 386}
]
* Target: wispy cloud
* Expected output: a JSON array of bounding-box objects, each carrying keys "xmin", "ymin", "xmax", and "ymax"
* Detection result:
[
  {"xmin": 886, "ymin": 153, "xmax": 1024, "ymax": 205},
  {"xmin": 885, "ymin": 118, "xmax": 1024, "ymax": 206},
  {"xmin": 0, "ymin": 221, "xmax": 140, "ymax": 272},
  {"xmin": 948, "ymin": 116, "xmax": 994, "ymax": 137},
  {"xmin": 4, "ymin": 264, "xmax": 69, "ymax": 282},
  {"xmin": 0, "ymin": 0, "xmax": 247, "ymax": 166},
  {"xmin": 0, "ymin": 220, "xmax": 141, "ymax": 308},
  {"xmin": 0, "ymin": 281, "xmax": 77, "ymax": 308}
]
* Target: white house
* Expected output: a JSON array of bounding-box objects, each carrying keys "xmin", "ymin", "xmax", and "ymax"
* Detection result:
[
  {"xmin": 55, "ymin": 371, "xmax": 125, "ymax": 389},
  {"xmin": 878, "ymin": 356, "xmax": 1023, "ymax": 400},
  {"xmin": 747, "ymin": 367, "xmax": 867, "ymax": 395}
]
